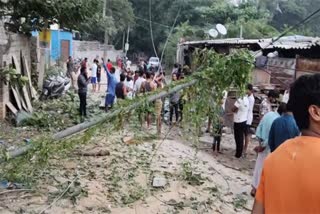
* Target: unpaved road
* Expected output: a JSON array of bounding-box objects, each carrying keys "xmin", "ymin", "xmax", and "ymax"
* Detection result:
[{"xmin": 0, "ymin": 124, "xmax": 256, "ymax": 214}]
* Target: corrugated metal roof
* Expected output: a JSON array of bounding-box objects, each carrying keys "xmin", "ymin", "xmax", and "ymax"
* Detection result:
[
  {"xmin": 181, "ymin": 38, "xmax": 268, "ymax": 46},
  {"xmin": 180, "ymin": 36, "xmax": 320, "ymax": 50}
]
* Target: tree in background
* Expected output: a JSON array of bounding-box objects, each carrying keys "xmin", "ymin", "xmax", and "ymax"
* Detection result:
[
  {"xmin": 0, "ymin": 0, "xmax": 98, "ymax": 33},
  {"xmin": 158, "ymin": 22, "xmax": 199, "ymax": 67},
  {"xmin": 258, "ymin": 0, "xmax": 320, "ymax": 36},
  {"xmin": 80, "ymin": 0, "xmax": 134, "ymax": 44}
]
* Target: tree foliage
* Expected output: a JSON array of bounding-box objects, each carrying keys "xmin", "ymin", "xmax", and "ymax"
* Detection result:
[
  {"xmin": 0, "ymin": 0, "xmax": 98, "ymax": 33},
  {"xmin": 258, "ymin": 0, "xmax": 320, "ymax": 36},
  {"xmin": 1, "ymin": 0, "xmax": 320, "ymax": 64},
  {"xmin": 80, "ymin": 0, "xmax": 134, "ymax": 43}
]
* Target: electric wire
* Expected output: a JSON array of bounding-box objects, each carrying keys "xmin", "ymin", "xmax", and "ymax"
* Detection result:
[
  {"xmin": 158, "ymin": 6, "xmax": 182, "ymax": 72},
  {"xmin": 149, "ymin": 0, "xmax": 159, "ymax": 58},
  {"xmin": 253, "ymin": 7, "xmax": 320, "ymax": 57}
]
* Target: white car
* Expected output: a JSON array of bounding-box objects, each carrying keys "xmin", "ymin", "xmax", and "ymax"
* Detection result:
[{"xmin": 148, "ymin": 57, "xmax": 160, "ymax": 67}]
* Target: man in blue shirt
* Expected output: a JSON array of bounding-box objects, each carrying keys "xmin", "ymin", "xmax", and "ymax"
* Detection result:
[
  {"xmin": 268, "ymin": 102, "xmax": 300, "ymax": 152},
  {"xmin": 102, "ymin": 60, "xmax": 118, "ymax": 112}
]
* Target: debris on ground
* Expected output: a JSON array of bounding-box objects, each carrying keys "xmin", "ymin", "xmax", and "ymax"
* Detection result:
[
  {"xmin": 152, "ymin": 176, "xmax": 167, "ymax": 188},
  {"xmin": 75, "ymin": 149, "xmax": 110, "ymax": 157},
  {"xmin": 0, "ymin": 127, "xmax": 255, "ymax": 213}
]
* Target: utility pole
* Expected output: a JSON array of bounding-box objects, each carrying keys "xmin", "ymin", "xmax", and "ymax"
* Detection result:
[
  {"xmin": 240, "ymin": 25, "xmax": 243, "ymax": 39},
  {"xmin": 125, "ymin": 25, "xmax": 130, "ymax": 58},
  {"xmin": 103, "ymin": 0, "xmax": 108, "ymax": 61}
]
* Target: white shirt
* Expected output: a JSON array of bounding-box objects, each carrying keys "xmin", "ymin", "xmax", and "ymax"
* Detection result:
[
  {"xmin": 126, "ymin": 60, "xmax": 132, "ymax": 69},
  {"xmin": 134, "ymin": 77, "xmax": 146, "ymax": 95},
  {"xmin": 234, "ymin": 96, "xmax": 249, "ymax": 123},
  {"xmin": 282, "ymin": 90, "xmax": 289, "ymax": 104},
  {"xmin": 91, "ymin": 63, "xmax": 98, "ymax": 77},
  {"xmin": 115, "ymin": 69, "xmax": 121, "ymax": 83},
  {"xmin": 222, "ymin": 90, "xmax": 228, "ymax": 111},
  {"xmin": 246, "ymin": 94, "xmax": 255, "ymax": 125},
  {"xmin": 125, "ymin": 80, "xmax": 134, "ymax": 99}
]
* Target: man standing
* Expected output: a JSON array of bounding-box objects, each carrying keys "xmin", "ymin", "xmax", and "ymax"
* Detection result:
[
  {"xmin": 140, "ymin": 72, "xmax": 156, "ymax": 129},
  {"xmin": 134, "ymin": 70, "xmax": 146, "ymax": 97},
  {"xmin": 77, "ymin": 67, "xmax": 90, "ymax": 117},
  {"xmin": 96, "ymin": 60, "xmax": 102, "ymax": 92},
  {"xmin": 232, "ymin": 95, "xmax": 249, "ymax": 158},
  {"xmin": 81, "ymin": 58, "xmax": 88, "ymax": 71},
  {"xmin": 66, "ymin": 56, "xmax": 74, "ymax": 78},
  {"xmin": 67, "ymin": 56, "xmax": 78, "ymax": 92},
  {"xmin": 115, "ymin": 73, "xmax": 127, "ymax": 100},
  {"xmin": 251, "ymin": 108, "xmax": 281, "ymax": 197},
  {"xmin": 102, "ymin": 61, "xmax": 118, "ymax": 112},
  {"xmin": 252, "ymin": 74, "xmax": 320, "ymax": 213},
  {"xmin": 259, "ymin": 90, "xmax": 277, "ymax": 118},
  {"xmin": 126, "ymin": 58, "xmax": 132, "ymax": 70},
  {"xmin": 91, "ymin": 59, "xmax": 98, "ymax": 92},
  {"xmin": 107, "ymin": 59, "xmax": 113, "ymax": 71},
  {"xmin": 244, "ymin": 84, "xmax": 255, "ymax": 157},
  {"xmin": 169, "ymin": 73, "xmax": 180, "ymax": 125},
  {"xmin": 125, "ymin": 72, "xmax": 134, "ymax": 99},
  {"xmin": 268, "ymin": 102, "xmax": 300, "ymax": 152}
]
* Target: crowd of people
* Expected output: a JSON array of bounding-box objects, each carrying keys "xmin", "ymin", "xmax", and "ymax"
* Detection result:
[{"xmin": 66, "ymin": 56, "xmax": 186, "ymax": 135}]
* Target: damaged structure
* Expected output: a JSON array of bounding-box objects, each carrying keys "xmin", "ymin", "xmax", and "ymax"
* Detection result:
[
  {"xmin": 177, "ymin": 36, "xmax": 320, "ymax": 127},
  {"xmin": 177, "ymin": 35, "xmax": 320, "ymax": 89}
]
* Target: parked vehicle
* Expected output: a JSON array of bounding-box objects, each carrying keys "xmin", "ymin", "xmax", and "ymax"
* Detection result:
[
  {"xmin": 40, "ymin": 74, "xmax": 71, "ymax": 100},
  {"xmin": 148, "ymin": 57, "xmax": 160, "ymax": 68}
]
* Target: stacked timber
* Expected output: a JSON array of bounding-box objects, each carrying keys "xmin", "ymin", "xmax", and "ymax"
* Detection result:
[{"xmin": 5, "ymin": 54, "xmax": 38, "ymax": 117}]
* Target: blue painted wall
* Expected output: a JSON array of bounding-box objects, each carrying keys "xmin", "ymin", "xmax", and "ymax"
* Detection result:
[{"xmin": 50, "ymin": 30, "xmax": 73, "ymax": 61}]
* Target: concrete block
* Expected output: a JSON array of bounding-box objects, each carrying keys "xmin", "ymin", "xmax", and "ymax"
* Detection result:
[{"xmin": 152, "ymin": 177, "xmax": 167, "ymax": 188}]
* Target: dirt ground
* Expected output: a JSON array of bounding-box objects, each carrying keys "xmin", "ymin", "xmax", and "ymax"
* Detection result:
[
  {"xmin": 0, "ymin": 68, "xmax": 257, "ymax": 214},
  {"xmin": 0, "ymin": 122, "xmax": 257, "ymax": 214}
]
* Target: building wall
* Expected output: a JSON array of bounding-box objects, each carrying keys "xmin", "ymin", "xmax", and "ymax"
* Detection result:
[
  {"xmin": 51, "ymin": 30, "xmax": 73, "ymax": 61},
  {"xmin": 72, "ymin": 40, "xmax": 122, "ymax": 63},
  {"xmin": 0, "ymin": 21, "xmax": 31, "ymax": 119},
  {"xmin": 253, "ymin": 68, "xmax": 270, "ymax": 85},
  {"xmin": 268, "ymin": 58, "xmax": 296, "ymax": 89},
  {"xmin": 296, "ymin": 57, "xmax": 320, "ymax": 78}
]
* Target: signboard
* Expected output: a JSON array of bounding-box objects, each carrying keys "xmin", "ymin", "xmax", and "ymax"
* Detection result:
[{"xmin": 39, "ymin": 29, "xmax": 51, "ymax": 48}]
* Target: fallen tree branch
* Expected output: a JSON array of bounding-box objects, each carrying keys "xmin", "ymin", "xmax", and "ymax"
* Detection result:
[
  {"xmin": 75, "ymin": 149, "xmax": 110, "ymax": 157},
  {"xmin": 0, "ymin": 80, "xmax": 198, "ymax": 163},
  {"xmin": 53, "ymin": 80, "xmax": 197, "ymax": 140},
  {"xmin": 0, "ymin": 189, "xmax": 34, "ymax": 196}
]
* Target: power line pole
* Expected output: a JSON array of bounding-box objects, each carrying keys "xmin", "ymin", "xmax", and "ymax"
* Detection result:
[
  {"xmin": 125, "ymin": 25, "xmax": 130, "ymax": 57},
  {"xmin": 103, "ymin": 0, "xmax": 108, "ymax": 61}
]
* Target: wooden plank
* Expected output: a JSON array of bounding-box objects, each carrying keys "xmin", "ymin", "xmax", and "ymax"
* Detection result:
[
  {"xmin": 6, "ymin": 102, "xmax": 18, "ymax": 116},
  {"xmin": 12, "ymin": 55, "xmax": 21, "ymax": 74},
  {"xmin": 22, "ymin": 56, "xmax": 35, "ymax": 98},
  {"xmin": 22, "ymin": 86, "xmax": 33, "ymax": 112},
  {"xmin": 11, "ymin": 86, "xmax": 22, "ymax": 110},
  {"xmin": 38, "ymin": 49, "xmax": 46, "ymax": 89},
  {"xmin": 17, "ymin": 89, "xmax": 28, "ymax": 112},
  {"xmin": 31, "ymin": 86, "xmax": 39, "ymax": 101}
]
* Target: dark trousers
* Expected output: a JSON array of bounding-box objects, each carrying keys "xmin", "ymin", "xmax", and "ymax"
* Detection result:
[
  {"xmin": 213, "ymin": 136, "xmax": 221, "ymax": 151},
  {"xmin": 213, "ymin": 127, "xmax": 222, "ymax": 151},
  {"xmin": 79, "ymin": 92, "xmax": 87, "ymax": 117},
  {"xmin": 179, "ymin": 102, "xmax": 184, "ymax": 121},
  {"xmin": 234, "ymin": 122, "xmax": 247, "ymax": 158},
  {"xmin": 170, "ymin": 103, "xmax": 179, "ymax": 123}
]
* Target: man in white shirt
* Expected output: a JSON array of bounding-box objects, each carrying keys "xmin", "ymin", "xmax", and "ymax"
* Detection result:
[
  {"xmin": 91, "ymin": 59, "xmax": 98, "ymax": 92},
  {"xmin": 126, "ymin": 58, "xmax": 132, "ymax": 70},
  {"xmin": 125, "ymin": 72, "xmax": 134, "ymax": 99},
  {"xmin": 133, "ymin": 70, "xmax": 146, "ymax": 96},
  {"xmin": 244, "ymin": 84, "xmax": 255, "ymax": 157},
  {"xmin": 232, "ymin": 95, "xmax": 249, "ymax": 158}
]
